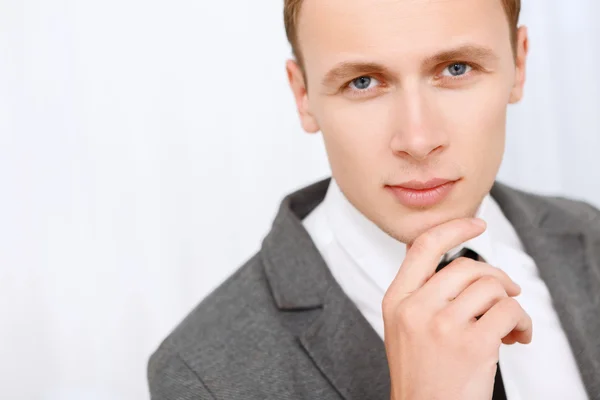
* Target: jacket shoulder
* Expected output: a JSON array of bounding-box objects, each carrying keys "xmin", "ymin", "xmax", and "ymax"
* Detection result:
[
  {"xmin": 148, "ymin": 252, "xmax": 330, "ymax": 398},
  {"xmin": 148, "ymin": 343, "xmax": 215, "ymax": 399},
  {"xmin": 507, "ymin": 183, "xmax": 600, "ymax": 233},
  {"xmin": 155, "ymin": 252, "xmax": 279, "ymax": 357},
  {"xmin": 538, "ymin": 192, "xmax": 600, "ymax": 231}
]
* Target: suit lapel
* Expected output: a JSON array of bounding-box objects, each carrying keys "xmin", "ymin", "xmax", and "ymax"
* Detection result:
[
  {"xmin": 298, "ymin": 282, "xmax": 390, "ymax": 400},
  {"xmin": 491, "ymin": 182, "xmax": 600, "ymax": 398},
  {"xmin": 262, "ymin": 178, "xmax": 390, "ymax": 400}
]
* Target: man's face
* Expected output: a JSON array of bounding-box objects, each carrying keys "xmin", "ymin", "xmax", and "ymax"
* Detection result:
[{"xmin": 287, "ymin": 0, "xmax": 528, "ymax": 244}]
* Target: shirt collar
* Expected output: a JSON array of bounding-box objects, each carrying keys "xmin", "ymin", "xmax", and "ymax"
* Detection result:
[
  {"xmin": 445, "ymin": 194, "xmax": 496, "ymax": 265},
  {"xmin": 324, "ymin": 179, "xmax": 496, "ymax": 293}
]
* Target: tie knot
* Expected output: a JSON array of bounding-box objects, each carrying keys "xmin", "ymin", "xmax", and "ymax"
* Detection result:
[{"xmin": 435, "ymin": 247, "xmax": 480, "ymax": 272}]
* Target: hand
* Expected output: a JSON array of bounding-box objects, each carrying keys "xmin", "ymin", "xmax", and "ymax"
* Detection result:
[{"xmin": 382, "ymin": 218, "xmax": 532, "ymax": 400}]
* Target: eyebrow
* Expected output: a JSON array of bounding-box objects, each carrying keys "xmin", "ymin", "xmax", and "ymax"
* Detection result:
[
  {"xmin": 321, "ymin": 62, "xmax": 390, "ymax": 87},
  {"xmin": 424, "ymin": 44, "xmax": 498, "ymax": 66},
  {"xmin": 320, "ymin": 44, "xmax": 499, "ymax": 87}
]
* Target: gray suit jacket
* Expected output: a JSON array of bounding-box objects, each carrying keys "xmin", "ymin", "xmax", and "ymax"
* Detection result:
[{"xmin": 148, "ymin": 179, "xmax": 600, "ymax": 399}]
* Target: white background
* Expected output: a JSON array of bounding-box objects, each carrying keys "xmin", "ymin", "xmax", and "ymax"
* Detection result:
[{"xmin": 1, "ymin": 1, "xmax": 599, "ymax": 399}]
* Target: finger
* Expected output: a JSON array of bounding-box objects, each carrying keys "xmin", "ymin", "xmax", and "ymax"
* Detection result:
[
  {"xmin": 422, "ymin": 258, "xmax": 521, "ymax": 306},
  {"xmin": 502, "ymin": 330, "xmax": 530, "ymax": 345},
  {"xmin": 387, "ymin": 218, "xmax": 486, "ymax": 301},
  {"xmin": 441, "ymin": 275, "xmax": 509, "ymax": 322},
  {"xmin": 476, "ymin": 297, "xmax": 533, "ymax": 345}
]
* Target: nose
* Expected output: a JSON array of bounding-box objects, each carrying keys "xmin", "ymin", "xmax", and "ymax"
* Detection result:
[{"xmin": 389, "ymin": 85, "xmax": 448, "ymax": 161}]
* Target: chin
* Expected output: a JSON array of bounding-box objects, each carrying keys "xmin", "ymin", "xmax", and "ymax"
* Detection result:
[
  {"xmin": 385, "ymin": 220, "xmax": 439, "ymax": 244},
  {"xmin": 378, "ymin": 203, "xmax": 475, "ymax": 245}
]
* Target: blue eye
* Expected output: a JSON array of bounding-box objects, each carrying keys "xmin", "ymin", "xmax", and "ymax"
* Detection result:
[
  {"xmin": 349, "ymin": 76, "xmax": 378, "ymax": 90},
  {"xmin": 444, "ymin": 63, "xmax": 472, "ymax": 77}
]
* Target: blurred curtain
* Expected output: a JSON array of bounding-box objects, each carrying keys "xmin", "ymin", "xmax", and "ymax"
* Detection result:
[{"xmin": 500, "ymin": 0, "xmax": 600, "ymax": 201}]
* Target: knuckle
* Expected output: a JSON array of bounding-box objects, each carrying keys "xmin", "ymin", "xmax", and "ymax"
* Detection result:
[
  {"xmin": 409, "ymin": 239, "xmax": 427, "ymax": 256},
  {"xmin": 381, "ymin": 297, "xmax": 395, "ymax": 317},
  {"xmin": 479, "ymin": 276, "xmax": 506, "ymax": 296},
  {"xmin": 494, "ymin": 268, "xmax": 513, "ymax": 283},
  {"xmin": 397, "ymin": 301, "xmax": 419, "ymax": 325},
  {"xmin": 478, "ymin": 274, "xmax": 498, "ymax": 286},
  {"xmin": 385, "ymin": 299, "xmax": 420, "ymax": 328},
  {"xmin": 496, "ymin": 298, "xmax": 525, "ymax": 322},
  {"xmin": 381, "ymin": 295, "xmax": 401, "ymax": 318},
  {"xmin": 431, "ymin": 312, "xmax": 455, "ymax": 338},
  {"xmin": 446, "ymin": 256, "xmax": 475, "ymax": 274},
  {"xmin": 412, "ymin": 231, "xmax": 439, "ymax": 253},
  {"xmin": 501, "ymin": 297, "xmax": 521, "ymax": 312},
  {"xmin": 478, "ymin": 262, "xmax": 500, "ymax": 275}
]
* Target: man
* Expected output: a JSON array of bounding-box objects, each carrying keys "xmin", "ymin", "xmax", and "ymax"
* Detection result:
[{"xmin": 148, "ymin": 0, "xmax": 600, "ymax": 398}]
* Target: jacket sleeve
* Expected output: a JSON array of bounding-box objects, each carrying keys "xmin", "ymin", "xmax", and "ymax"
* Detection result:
[{"xmin": 148, "ymin": 345, "xmax": 216, "ymax": 400}]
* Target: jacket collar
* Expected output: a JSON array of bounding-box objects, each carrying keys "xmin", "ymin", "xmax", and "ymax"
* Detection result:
[{"xmin": 261, "ymin": 179, "xmax": 391, "ymax": 398}]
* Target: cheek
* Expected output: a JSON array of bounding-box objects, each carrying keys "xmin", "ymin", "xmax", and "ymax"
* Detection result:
[
  {"xmin": 315, "ymin": 97, "xmax": 393, "ymax": 168},
  {"xmin": 441, "ymin": 85, "xmax": 508, "ymax": 159},
  {"xmin": 428, "ymin": 83, "xmax": 509, "ymax": 214}
]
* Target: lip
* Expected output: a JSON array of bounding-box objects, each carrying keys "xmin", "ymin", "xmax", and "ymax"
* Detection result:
[
  {"xmin": 386, "ymin": 178, "xmax": 459, "ymax": 208},
  {"xmin": 395, "ymin": 178, "xmax": 456, "ymax": 190}
]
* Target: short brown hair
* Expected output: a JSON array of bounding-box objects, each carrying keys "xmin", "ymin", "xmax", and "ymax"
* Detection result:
[{"xmin": 284, "ymin": 0, "xmax": 521, "ymax": 68}]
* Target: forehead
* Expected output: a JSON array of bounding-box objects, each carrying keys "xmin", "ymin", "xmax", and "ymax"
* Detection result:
[{"xmin": 297, "ymin": 0, "xmax": 511, "ymax": 70}]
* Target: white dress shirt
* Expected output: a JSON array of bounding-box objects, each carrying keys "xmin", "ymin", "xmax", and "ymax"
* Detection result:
[{"xmin": 303, "ymin": 179, "xmax": 588, "ymax": 400}]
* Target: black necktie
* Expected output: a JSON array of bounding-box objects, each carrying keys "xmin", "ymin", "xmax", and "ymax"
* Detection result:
[{"xmin": 436, "ymin": 248, "xmax": 507, "ymax": 400}]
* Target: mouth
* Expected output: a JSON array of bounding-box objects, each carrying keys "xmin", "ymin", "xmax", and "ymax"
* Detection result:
[{"xmin": 385, "ymin": 178, "xmax": 460, "ymax": 208}]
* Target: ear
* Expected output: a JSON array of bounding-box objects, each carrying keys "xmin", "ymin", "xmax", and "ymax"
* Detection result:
[
  {"xmin": 509, "ymin": 26, "xmax": 529, "ymax": 104},
  {"xmin": 286, "ymin": 59, "xmax": 320, "ymax": 133}
]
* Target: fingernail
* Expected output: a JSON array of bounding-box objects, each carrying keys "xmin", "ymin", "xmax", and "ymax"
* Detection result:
[
  {"xmin": 473, "ymin": 218, "xmax": 486, "ymax": 228},
  {"xmin": 514, "ymin": 282, "xmax": 522, "ymax": 293}
]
